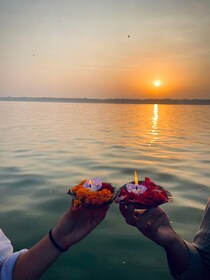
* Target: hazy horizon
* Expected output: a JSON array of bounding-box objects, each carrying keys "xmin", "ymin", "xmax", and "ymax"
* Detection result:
[
  {"xmin": 1, "ymin": 0, "xmax": 210, "ymax": 99},
  {"xmin": 1, "ymin": 96, "xmax": 210, "ymax": 106}
]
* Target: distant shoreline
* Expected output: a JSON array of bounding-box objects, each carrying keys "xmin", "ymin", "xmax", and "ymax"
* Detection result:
[{"xmin": 0, "ymin": 96, "xmax": 210, "ymax": 105}]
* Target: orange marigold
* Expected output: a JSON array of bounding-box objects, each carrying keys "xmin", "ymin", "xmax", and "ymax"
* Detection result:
[{"xmin": 70, "ymin": 180, "xmax": 114, "ymax": 210}]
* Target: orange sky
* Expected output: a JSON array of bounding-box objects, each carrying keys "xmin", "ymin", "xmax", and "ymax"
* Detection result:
[{"xmin": 1, "ymin": 1, "xmax": 210, "ymax": 99}]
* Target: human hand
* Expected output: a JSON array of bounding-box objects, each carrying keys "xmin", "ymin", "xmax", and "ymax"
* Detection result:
[
  {"xmin": 52, "ymin": 204, "xmax": 109, "ymax": 250},
  {"xmin": 119, "ymin": 204, "xmax": 179, "ymax": 248}
]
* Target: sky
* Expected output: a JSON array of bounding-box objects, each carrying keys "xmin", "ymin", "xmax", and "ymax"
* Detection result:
[{"xmin": 1, "ymin": 0, "xmax": 210, "ymax": 99}]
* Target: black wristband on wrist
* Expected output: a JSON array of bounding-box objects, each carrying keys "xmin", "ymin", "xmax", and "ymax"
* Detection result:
[{"xmin": 48, "ymin": 228, "xmax": 68, "ymax": 252}]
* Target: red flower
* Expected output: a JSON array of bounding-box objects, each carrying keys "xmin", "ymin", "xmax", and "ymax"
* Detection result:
[
  {"xmin": 99, "ymin": 183, "xmax": 115, "ymax": 193},
  {"xmin": 115, "ymin": 177, "xmax": 172, "ymax": 208}
]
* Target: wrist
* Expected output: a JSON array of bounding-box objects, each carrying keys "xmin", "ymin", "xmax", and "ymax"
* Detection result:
[
  {"xmin": 51, "ymin": 228, "xmax": 71, "ymax": 251},
  {"xmin": 164, "ymin": 236, "xmax": 190, "ymax": 275},
  {"xmin": 164, "ymin": 234, "xmax": 186, "ymax": 252},
  {"xmin": 158, "ymin": 228, "xmax": 183, "ymax": 250}
]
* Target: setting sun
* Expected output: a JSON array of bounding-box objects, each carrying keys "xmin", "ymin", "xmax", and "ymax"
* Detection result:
[{"xmin": 153, "ymin": 80, "xmax": 162, "ymax": 87}]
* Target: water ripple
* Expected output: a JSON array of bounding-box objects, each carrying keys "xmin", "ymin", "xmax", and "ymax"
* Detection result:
[{"xmin": 0, "ymin": 102, "xmax": 210, "ymax": 280}]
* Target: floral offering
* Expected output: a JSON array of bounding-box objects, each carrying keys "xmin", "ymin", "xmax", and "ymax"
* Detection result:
[
  {"xmin": 68, "ymin": 177, "xmax": 115, "ymax": 210},
  {"xmin": 115, "ymin": 177, "xmax": 172, "ymax": 209}
]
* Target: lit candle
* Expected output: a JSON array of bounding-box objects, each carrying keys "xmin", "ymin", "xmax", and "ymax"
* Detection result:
[
  {"xmin": 84, "ymin": 177, "xmax": 102, "ymax": 191},
  {"xmin": 126, "ymin": 183, "xmax": 133, "ymax": 193},
  {"xmin": 126, "ymin": 171, "xmax": 147, "ymax": 194},
  {"xmin": 88, "ymin": 179, "xmax": 96, "ymax": 190}
]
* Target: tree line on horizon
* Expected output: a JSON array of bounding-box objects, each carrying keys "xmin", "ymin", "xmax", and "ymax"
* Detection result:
[{"xmin": 0, "ymin": 96, "xmax": 210, "ymax": 105}]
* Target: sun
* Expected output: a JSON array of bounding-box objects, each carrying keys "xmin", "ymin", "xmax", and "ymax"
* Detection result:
[{"xmin": 153, "ymin": 80, "xmax": 162, "ymax": 87}]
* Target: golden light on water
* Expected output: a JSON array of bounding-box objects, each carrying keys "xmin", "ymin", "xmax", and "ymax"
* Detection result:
[
  {"xmin": 153, "ymin": 80, "xmax": 162, "ymax": 87},
  {"xmin": 150, "ymin": 104, "xmax": 159, "ymax": 145},
  {"xmin": 153, "ymin": 104, "xmax": 159, "ymax": 123}
]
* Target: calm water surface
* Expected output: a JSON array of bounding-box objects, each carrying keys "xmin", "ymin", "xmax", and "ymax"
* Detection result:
[{"xmin": 0, "ymin": 102, "xmax": 210, "ymax": 279}]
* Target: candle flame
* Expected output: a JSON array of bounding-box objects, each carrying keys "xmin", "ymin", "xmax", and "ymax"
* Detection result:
[
  {"xmin": 88, "ymin": 179, "xmax": 92, "ymax": 187},
  {"xmin": 134, "ymin": 171, "xmax": 138, "ymax": 187}
]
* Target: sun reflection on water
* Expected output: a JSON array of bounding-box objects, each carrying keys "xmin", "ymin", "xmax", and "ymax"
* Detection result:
[{"xmin": 150, "ymin": 104, "xmax": 159, "ymax": 144}]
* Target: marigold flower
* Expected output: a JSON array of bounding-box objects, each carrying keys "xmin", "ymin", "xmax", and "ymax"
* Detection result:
[{"xmin": 69, "ymin": 180, "xmax": 115, "ymax": 210}]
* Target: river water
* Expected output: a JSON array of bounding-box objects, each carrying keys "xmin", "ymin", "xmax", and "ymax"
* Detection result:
[{"xmin": 0, "ymin": 101, "xmax": 209, "ymax": 279}]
